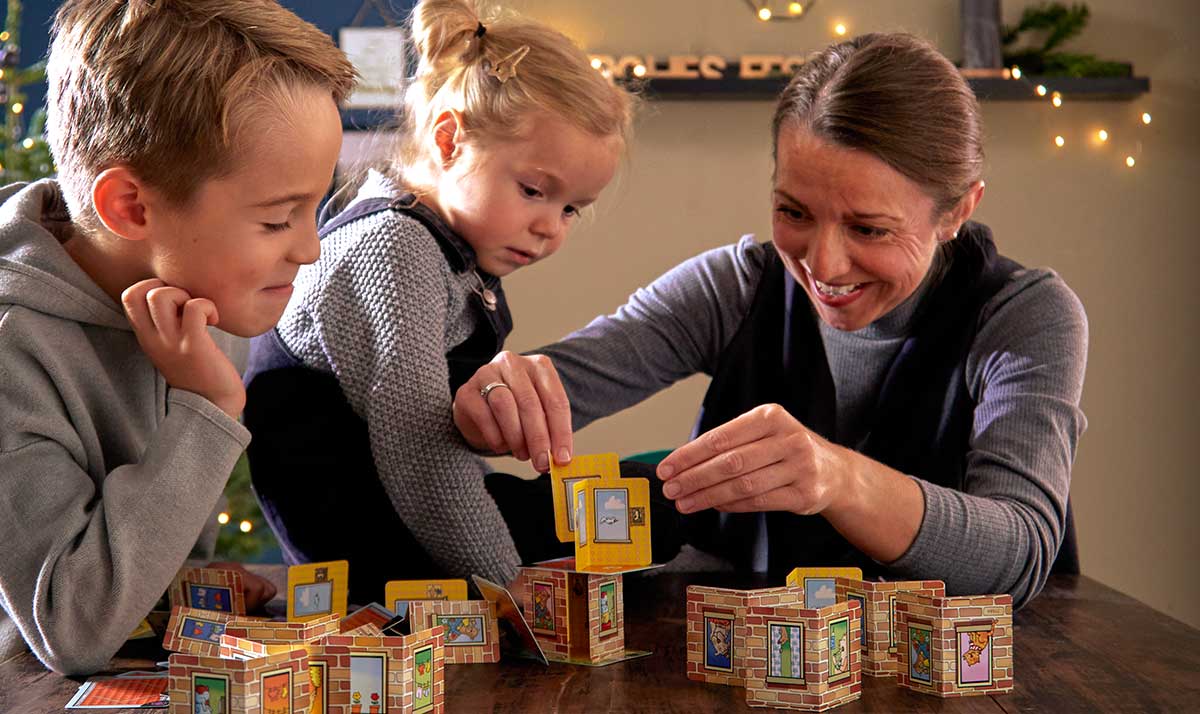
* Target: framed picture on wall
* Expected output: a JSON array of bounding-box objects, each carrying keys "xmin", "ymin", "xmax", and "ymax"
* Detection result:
[{"xmin": 339, "ymin": 27, "xmax": 406, "ymax": 108}]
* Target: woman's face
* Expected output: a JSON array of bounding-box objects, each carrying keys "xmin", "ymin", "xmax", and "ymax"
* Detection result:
[{"xmin": 772, "ymin": 124, "xmax": 959, "ymax": 332}]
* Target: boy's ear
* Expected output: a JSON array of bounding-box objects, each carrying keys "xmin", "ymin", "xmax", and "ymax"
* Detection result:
[
  {"xmin": 431, "ymin": 109, "xmax": 466, "ymax": 168},
  {"xmin": 92, "ymin": 167, "xmax": 152, "ymax": 241}
]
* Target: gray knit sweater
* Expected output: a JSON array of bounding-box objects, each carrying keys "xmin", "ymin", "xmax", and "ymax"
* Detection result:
[
  {"xmin": 537, "ymin": 235, "xmax": 1088, "ymax": 607},
  {"xmin": 275, "ymin": 172, "xmax": 522, "ymax": 585}
]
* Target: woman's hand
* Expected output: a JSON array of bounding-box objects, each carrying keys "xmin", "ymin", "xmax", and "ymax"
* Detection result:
[
  {"xmin": 656, "ymin": 403, "xmax": 924, "ymax": 562},
  {"xmin": 656, "ymin": 404, "xmax": 850, "ymax": 515},
  {"xmin": 452, "ymin": 351, "xmax": 573, "ymax": 473}
]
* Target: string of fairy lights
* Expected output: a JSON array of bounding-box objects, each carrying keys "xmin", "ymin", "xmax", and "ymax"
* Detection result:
[
  {"xmin": 216, "ymin": 510, "xmax": 255, "ymax": 534},
  {"xmin": 1006, "ymin": 64, "xmax": 1151, "ymax": 169},
  {"xmin": 613, "ymin": 3, "xmax": 1154, "ymax": 172}
]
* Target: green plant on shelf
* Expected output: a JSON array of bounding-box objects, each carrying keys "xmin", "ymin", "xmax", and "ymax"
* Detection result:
[{"xmin": 1002, "ymin": 2, "xmax": 1129, "ymax": 77}]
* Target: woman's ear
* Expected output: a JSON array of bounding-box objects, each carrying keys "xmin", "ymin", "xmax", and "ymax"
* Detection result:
[
  {"xmin": 431, "ymin": 109, "xmax": 466, "ymax": 168},
  {"xmin": 941, "ymin": 180, "xmax": 986, "ymax": 241},
  {"xmin": 92, "ymin": 167, "xmax": 152, "ymax": 241}
]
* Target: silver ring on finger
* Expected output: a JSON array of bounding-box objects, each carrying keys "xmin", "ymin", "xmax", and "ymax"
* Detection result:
[{"xmin": 480, "ymin": 381, "xmax": 511, "ymax": 400}]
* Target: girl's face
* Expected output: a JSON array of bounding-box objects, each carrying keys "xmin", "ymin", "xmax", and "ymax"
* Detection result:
[
  {"xmin": 431, "ymin": 114, "xmax": 622, "ymax": 277},
  {"xmin": 772, "ymin": 125, "xmax": 968, "ymax": 332}
]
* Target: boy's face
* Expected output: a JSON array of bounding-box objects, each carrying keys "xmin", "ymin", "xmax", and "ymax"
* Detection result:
[{"xmin": 146, "ymin": 85, "xmax": 343, "ymax": 337}]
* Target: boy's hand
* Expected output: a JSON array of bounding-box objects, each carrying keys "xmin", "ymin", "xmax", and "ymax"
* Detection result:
[
  {"xmin": 122, "ymin": 278, "xmax": 246, "ymax": 418},
  {"xmin": 206, "ymin": 561, "xmax": 279, "ymax": 612}
]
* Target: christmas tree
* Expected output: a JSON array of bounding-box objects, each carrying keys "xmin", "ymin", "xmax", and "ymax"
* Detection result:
[{"xmin": 0, "ymin": 0, "xmax": 54, "ymax": 184}]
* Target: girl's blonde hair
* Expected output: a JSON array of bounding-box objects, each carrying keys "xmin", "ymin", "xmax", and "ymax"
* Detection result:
[{"xmin": 394, "ymin": 0, "xmax": 635, "ymax": 189}]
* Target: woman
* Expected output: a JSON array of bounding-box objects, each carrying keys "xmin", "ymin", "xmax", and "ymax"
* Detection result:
[{"xmin": 454, "ymin": 33, "xmax": 1087, "ymax": 608}]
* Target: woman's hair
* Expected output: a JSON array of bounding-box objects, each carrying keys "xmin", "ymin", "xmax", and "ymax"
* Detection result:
[
  {"xmin": 393, "ymin": 0, "xmax": 635, "ymax": 190},
  {"xmin": 772, "ymin": 33, "xmax": 983, "ymax": 215}
]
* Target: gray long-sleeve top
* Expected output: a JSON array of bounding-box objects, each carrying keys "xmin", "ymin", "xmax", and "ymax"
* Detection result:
[
  {"xmin": 536, "ymin": 236, "xmax": 1088, "ymax": 608},
  {"xmin": 276, "ymin": 172, "xmax": 522, "ymax": 586}
]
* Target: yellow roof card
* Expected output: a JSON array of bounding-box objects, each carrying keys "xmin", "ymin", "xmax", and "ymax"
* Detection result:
[
  {"xmin": 573, "ymin": 477, "xmax": 652, "ymax": 572},
  {"xmin": 286, "ymin": 560, "xmax": 349, "ymax": 622},
  {"xmin": 784, "ymin": 567, "xmax": 864, "ymax": 608},
  {"xmin": 549, "ymin": 452, "xmax": 622, "ymax": 543},
  {"xmin": 384, "ymin": 579, "xmax": 468, "ymax": 619}
]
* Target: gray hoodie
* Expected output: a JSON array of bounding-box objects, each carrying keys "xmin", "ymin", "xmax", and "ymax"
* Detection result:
[{"xmin": 0, "ymin": 180, "xmax": 251, "ymax": 674}]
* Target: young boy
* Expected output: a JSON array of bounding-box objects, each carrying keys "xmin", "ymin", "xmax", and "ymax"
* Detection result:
[{"xmin": 0, "ymin": 0, "xmax": 356, "ymax": 674}]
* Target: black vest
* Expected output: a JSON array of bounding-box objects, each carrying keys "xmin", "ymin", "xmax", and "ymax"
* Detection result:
[
  {"xmin": 241, "ymin": 196, "xmax": 511, "ymax": 600},
  {"xmin": 686, "ymin": 223, "xmax": 1021, "ymax": 578}
]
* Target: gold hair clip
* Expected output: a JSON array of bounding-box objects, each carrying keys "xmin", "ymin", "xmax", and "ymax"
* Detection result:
[{"xmin": 487, "ymin": 45, "xmax": 531, "ymax": 83}]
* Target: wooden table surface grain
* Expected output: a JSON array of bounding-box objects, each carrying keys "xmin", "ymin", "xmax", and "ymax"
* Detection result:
[{"xmin": 3, "ymin": 571, "xmax": 1197, "ymax": 713}]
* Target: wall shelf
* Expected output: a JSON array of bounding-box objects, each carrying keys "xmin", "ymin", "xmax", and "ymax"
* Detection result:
[
  {"xmin": 616, "ymin": 68, "xmax": 1150, "ymax": 103},
  {"xmin": 340, "ymin": 70, "xmax": 1150, "ymax": 129}
]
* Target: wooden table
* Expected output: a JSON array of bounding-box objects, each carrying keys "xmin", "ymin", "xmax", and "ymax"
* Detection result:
[{"xmin": 4, "ymin": 572, "xmax": 1198, "ymax": 713}]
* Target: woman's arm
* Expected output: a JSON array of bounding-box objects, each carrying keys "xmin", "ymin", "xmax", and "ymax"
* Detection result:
[
  {"xmin": 657, "ymin": 269, "xmax": 1087, "ymax": 607},
  {"xmin": 891, "ymin": 269, "xmax": 1087, "ymax": 605},
  {"xmin": 453, "ymin": 236, "xmax": 768, "ymax": 464}
]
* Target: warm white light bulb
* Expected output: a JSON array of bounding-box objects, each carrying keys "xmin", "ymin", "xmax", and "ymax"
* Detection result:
[
  {"xmin": 21, "ymin": 138, "xmax": 33, "ymax": 149},
  {"xmin": 1051, "ymin": 93, "xmax": 1062, "ymax": 108},
  {"xmin": 1011, "ymin": 66, "xmax": 1022, "ymax": 79},
  {"xmin": 758, "ymin": 7, "xmax": 772, "ymax": 21},
  {"xmin": 1036, "ymin": 84, "xmax": 1047, "ymax": 96},
  {"xmin": 789, "ymin": 2, "xmax": 804, "ymax": 14},
  {"xmin": 217, "ymin": 512, "xmax": 230, "ymax": 525},
  {"xmin": 590, "ymin": 58, "xmax": 602, "ymax": 70},
  {"xmin": 834, "ymin": 23, "xmax": 848, "ymax": 36},
  {"xmin": 11, "ymin": 103, "xmax": 22, "ymax": 114},
  {"xmin": 1125, "ymin": 156, "xmax": 1136, "ymax": 168},
  {"xmin": 1097, "ymin": 129, "xmax": 1108, "ymax": 142},
  {"xmin": 1141, "ymin": 112, "xmax": 1152, "ymax": 125},
  {"xmin": 633, "ymin": 64, "xmax": 647, "ymax": 78},
  {"xmin": 1054, "ymin": 135, "xmax": 1065, "ymax": 148},
  {"xmin": 239, "ymin": 520, "xmax": 253, "ymax": 533}
]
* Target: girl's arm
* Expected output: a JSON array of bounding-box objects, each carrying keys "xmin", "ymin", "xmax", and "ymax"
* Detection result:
[{"xmin": 315, "ymin": 213, "xmax": 522, "ymax": 585}]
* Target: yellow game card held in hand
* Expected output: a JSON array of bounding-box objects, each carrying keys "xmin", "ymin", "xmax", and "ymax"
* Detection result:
[
  {"xmin": 286, "ymin": 560, "xmax": 349, "ymax": 622},
  {"xmin": 549, "ymin": 452, "xmax": 622, "ymax": 543}
]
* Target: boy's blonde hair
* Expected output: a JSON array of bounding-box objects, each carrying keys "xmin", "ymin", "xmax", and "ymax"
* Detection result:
[
  {"xmin": 396, "ymin": 0, "xmax": 635, "ymax": 189},
  {"xmin": 47, "ymin": 0, "xmax": 359, "ymax": 233}
]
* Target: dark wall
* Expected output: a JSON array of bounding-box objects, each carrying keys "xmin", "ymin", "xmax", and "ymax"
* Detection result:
[{"xmin": 3, "ymin": 0, "xmax": 412, "ymax": 116}]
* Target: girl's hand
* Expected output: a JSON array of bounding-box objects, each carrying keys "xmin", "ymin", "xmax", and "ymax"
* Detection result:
[
  {"xmin": 656, "ymin": 404, "xmax": 851, "ymax": 515},
  {"xmin": 121, "ymin": 279, "xmax": 245, "ymax": 418},
  {"xmin": 452, "ymin": 351, "xmax": 573, "ymax": 473}
]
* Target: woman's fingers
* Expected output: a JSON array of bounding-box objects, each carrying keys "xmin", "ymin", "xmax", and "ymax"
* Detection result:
[
  {"xmin": 523, "ymin": 355, "xmax": 572, "ymax": 470},
  {"xmin": 484, "ymin": 369, "xmax": 535, "ymax": 462},
  {"xmin": 456, "ymin": 352, "xmax": 573, "ymax": 471},
  {"xmin": 658, "ymin": 404, "xmax": 790, "ymax": 482},
  {"xmin": 674, "ymin": 461, "xmax": 797, "ymax": 514},
  {"xmin": 661, "ymin": 438, "xmax": 784, "ymax": 502}
]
